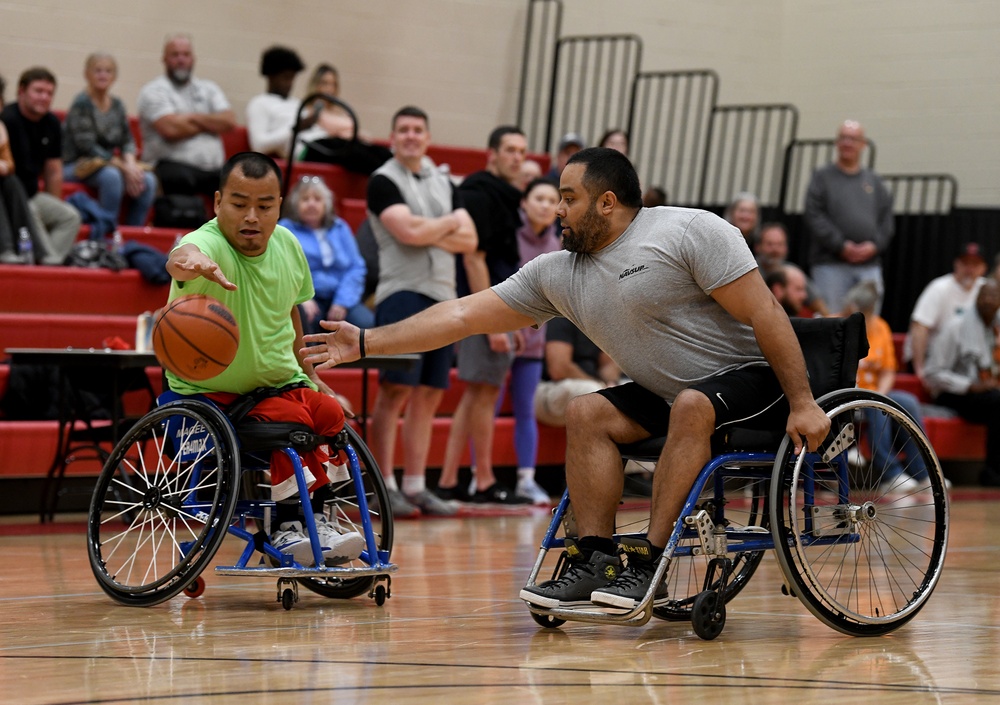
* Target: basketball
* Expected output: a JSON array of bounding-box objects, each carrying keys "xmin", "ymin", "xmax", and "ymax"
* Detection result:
[{"xmin": 152, "ymin": 294, "xmax": 240, "ymax": 381}]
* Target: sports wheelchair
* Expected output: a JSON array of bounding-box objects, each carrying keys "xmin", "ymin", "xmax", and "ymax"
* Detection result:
[
  {"xmin": 522, "ymin": 313, "xmax": 949, "ymax": 639},
  {"xmin": 87, "ymin": 390, "xmax": 396, "ymax": 610}
]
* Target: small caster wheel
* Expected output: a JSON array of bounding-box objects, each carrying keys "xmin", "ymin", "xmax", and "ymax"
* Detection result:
[
  {"xmin": 692, "ymin": 590, "xmax": 726, "ymax": 640},
  {"xmin": 530, "ymin": 611, "xmax": 566, "ymax": 629},
  {"xmin": 281, "ymin": 588, "xmax": 295, "ymax": 611},
  {"xmin": 373, "ymin": 584, "xmax": 387, "ymax": 606},
  {"xmin": 780, "ymin": 583, "xmax": 796, "ymax": 597},
  {"xmin": 183, "ymin": 576, "xmax": 206, "ymax": 599}
]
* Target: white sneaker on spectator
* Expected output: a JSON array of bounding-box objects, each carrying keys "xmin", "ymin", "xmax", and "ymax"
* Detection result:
[
  {"xmin": 270, "ymin": 521, "xmax": 315, "ymax": 566},
  {"xmin": 313, "ymin": 514, "xmax": 365, "ymax": 566},
  {"xmin": 515, "ymin": 478, "xmax": 551, "ymax": 506}
]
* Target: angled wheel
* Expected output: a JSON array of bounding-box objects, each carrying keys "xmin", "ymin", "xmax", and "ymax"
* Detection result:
[
  {"xmin": 298, "ymin": 424, "xmax": 393, "ymax": 600},
  {"xmin": 87, "ymin": 400, "xmax": 240, "ymax": 606},
  {"xmin": 650, "ymin": 466, "xmax": 769, "ymax": 621},
  {"xmin": 770, "ymin": 389, "xmax": 949, "ymax": 636}
]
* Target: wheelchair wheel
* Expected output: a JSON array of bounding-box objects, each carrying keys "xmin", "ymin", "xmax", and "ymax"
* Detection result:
[
  {"xmin": 770, "ymin": 389, "xmax": 949, "ymax": 636},
  {"xmin": 651, "ymin": 467, "xmax": 768, "ymax": 621},
  {"xmin": 298, "ymin": 424, "xmax": 393, "ymax": 600},
  {"xmin": 87, "ymin": 400, "xmax": 240, "ymax": 607}
]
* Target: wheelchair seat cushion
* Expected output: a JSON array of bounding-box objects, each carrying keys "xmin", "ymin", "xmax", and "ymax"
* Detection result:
[{"xmin": 236, "ymin": 421, "xmax": 324, "ymax": 453}]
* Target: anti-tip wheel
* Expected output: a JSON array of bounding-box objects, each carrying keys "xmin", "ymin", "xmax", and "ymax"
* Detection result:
[
  {"xmin": 281, "ymin": 588, "xmax": 295, "ymax": 611},
  {"xmin": 530, "ymin": 611, "xmax": 566, "ymax": 629},
  {"xmin": 183, "ymin": 576, "xmax": 206, "ymax": 599},
  {"xmin": 374, "ymin": 584, "xmax": 387, "ymax": 606},
  {"xmin": 691, "ymin": 590, "xmax": 726, "ymax": 640}
]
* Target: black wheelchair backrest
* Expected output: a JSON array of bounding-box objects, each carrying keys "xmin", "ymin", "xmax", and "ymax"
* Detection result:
[{"xmin": 789, "ymin": 312, "xmax": 869, "ymax": 398}]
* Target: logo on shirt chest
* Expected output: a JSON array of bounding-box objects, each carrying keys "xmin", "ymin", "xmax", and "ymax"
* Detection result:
[{"xmin": 619, "ymin": 264, "xmax": 649, "ymax": 281}]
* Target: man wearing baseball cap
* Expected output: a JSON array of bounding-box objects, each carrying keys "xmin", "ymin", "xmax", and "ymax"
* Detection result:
[{"xmin": 547, "ymin": 132, "xmax": 585, "ymax": 180}]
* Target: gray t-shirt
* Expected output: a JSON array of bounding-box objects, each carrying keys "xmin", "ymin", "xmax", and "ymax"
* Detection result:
[
  {"xmin": 492, "ymin": 206, "xmax": 764, "ymax": 402},
  {"xmin": 137, "ymin": 75, "xmax": 230, "ymax": 170}
]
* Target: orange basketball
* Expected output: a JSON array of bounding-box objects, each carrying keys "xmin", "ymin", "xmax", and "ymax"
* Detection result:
[{"xmin": 152, "ymin": 294, "xmax": 240, "ymax": 381}]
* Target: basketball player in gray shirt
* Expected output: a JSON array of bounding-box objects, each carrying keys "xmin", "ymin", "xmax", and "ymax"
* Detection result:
[{"xmin": 303, "ymin": 148, "xmax": 830, "ymax": 612}]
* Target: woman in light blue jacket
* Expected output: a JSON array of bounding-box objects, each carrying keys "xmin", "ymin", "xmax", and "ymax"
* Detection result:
[{"xmin": 279, "ymin": 176, "xmax": 374, "ymax": 334}]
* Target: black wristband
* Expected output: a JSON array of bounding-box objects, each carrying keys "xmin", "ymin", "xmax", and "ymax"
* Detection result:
[{"xmin": 358, "ymin": 328, "xmax": 366, "ymax": 359}]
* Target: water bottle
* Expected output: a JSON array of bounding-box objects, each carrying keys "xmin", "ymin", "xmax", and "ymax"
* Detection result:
[
  {"xmin": 110, "ymin": 230, "xmax": 124, "ymax": 254},
  {"xmin": 17, "ymin": 227, "xmax": 33, "ymax": 264}
]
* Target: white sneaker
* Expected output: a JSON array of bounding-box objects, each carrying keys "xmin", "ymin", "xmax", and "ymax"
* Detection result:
[
  {"xmin": 515, "ymin": 478, "xmax": 551, "ymax": 506},
  {"xmin": 271, "ymin": 521, "xmax": 315, "ymax": 566},
  {"xmin": 313, "ymin": 514, "xmax": 365, "ymax": 566}
]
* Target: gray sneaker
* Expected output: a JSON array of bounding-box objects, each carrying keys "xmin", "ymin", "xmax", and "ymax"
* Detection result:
[
  {"xmin": 387, "ymin": 488, "xmax": 421, "ymax": 518},
  {"xmin": 406, "ymin": 488, "xmax": 458, "ymax": 516},
  {"xmin": 520, "ymin": 541, "xmax": 622, "ymax": 609},
  {"xmin": 590, "ymin": 537, "xmax": 668, "ymax": 610}
]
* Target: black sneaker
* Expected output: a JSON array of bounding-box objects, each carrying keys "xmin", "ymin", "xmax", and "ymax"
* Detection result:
[
  {"xmin": 590, "ymin": 537, "xmax": 668, "ymax": 610},
  {"xmin": 520, "ymin": 541, "xmax": 622, "ymax": 609},
  {"xmin": 431, "ymin": 484, "xmax": 472, "ymax": 504},
  {"xmin": 472, "ymin": 483, "xmax": 531, "ymax": 505}
]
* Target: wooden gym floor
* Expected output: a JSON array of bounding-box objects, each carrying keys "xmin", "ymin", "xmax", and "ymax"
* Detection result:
[{"xmin": 1, "ymin": 490, "xmax": 999, "ymax": 704}]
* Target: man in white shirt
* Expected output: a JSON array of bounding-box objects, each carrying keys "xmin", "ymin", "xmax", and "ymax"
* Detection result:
[
  {"xmin": 907, "ymin": 242, "xmax": 988, "ymax": 380},
  {"xmin": 246, "ymin": 46, "xmax": 305, "ymax": 159},
  {"xmin": 137, "ymin": 34, "xmax": 235, "ymax": 202}
]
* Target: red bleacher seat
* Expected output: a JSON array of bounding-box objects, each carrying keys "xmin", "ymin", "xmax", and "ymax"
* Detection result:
[{"xmin": 339, "ymin": 198, "xmax": 367, "ymax": 232}]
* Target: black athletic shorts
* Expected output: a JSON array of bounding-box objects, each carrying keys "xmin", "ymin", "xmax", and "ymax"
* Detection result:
[{"xmin": 596, "ymin": 364, "xmax": 789, "ymax": 437}]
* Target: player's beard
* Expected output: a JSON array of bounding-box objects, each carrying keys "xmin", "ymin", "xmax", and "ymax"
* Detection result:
[{"xmin": 562, "ymin": 201, "xmax": 609, "ymax": 254}]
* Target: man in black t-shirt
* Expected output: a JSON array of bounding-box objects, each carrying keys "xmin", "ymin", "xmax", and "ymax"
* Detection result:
[{"xmin": 0, "ymin": 67, "xmax": 81, "ymax": 264}]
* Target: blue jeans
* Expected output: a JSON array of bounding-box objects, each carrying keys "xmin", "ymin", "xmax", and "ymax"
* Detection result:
[
  {"xmin": 865, "ymin": 389, "xmax": 929, "ymax": 482},
  {"xmin": 63, "ymin": 163, "xmax": 157, "ymax": 226}
]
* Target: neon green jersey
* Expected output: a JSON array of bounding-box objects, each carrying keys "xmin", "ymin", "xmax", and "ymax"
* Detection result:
[{"xmin": 165, "ymin": 219, "xmax": 315, "ymax": 395}]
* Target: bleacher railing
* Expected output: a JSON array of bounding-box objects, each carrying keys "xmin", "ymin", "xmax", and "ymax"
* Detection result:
[
  {"xmin": 544, "ymin": 33, "xmax": 642, "ymax": 154},
  {"xmin": 517, "ymin": 0, "xmax": 563, "ymax": 154},
  {"xmin": 699, "ymin": 103, "xmax": 798, "ymax": 209},
  {"xmin": 627, "ymin": 70, "xmax": 718, "ymax": 207}
]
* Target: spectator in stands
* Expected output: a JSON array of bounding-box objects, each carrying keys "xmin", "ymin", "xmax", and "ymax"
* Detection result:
[
  {"xmin": 434, "ymin": 126, "xmax": 530, "ymax": 506},
  {"xmin": 765, "ymin": 264, "xmax": 809, "ymax": 317},
  {"xmin": 365, "ymin": 106, "xmax": 477, "ymax": 517},
  {"xmin": 0, "ymin": 67, "xmax": 81, "ymax": 265},
  {"xmin": 303, "ymin": 147, "xmax": 829, "ymax": 610},
  {"xmin": 166, "ymin": 151, "xmax": 364, "ymax": 565},
  {"xmin": 279, "ymin": 175, "xmax": 374, "ymax": 335},
  {"xmin": 535, "ymin": 318, "xmax": 620, "ymax": 428},
  {"xmin": 723, "ymin": 191, "xmax": 760, "ymax": 248},
  {"xmin": 598, "ymin": 129, "xmax": 629, "ymax": 156},
  {"xmin": 642, "ymin": 186, "xmax": 668, "ymax": 208},
  {"xmin": 755, "ymin": 222, "xmax": 830, "ymax": 315},
  {"xmin": 923, "ymin": 278, "xmax": 1000, "ymax": 487},
  {"xmin": 804, "ymin": 119, "xmax": 893, "ymax": 315},
  {"xmin": 546, "ymin": 132, "xmax": 584, "ymax": 180},
  {"xmin": 62, "ymin": 52, "xmax": 157, "ymax": 227},
  {"xmin": 907, "ymin": 242, "xmax": 988, "ymax": 381},
  {"xmin": 841, "ymin": 281, "xmax": 938, "ymax": 492},
  {"xmin": 0, "ymin": 74, "xmax": 42, "ymax": 264},
  {"xmin": 517, "ymin": 158, "xmax": 542, "ymax": 191},
  {"xmin": 137, "ymin": 34, "xmax": 235, "ymax": 204},
  {"xmin": 503, "ymin": 177, "xmax": 563, "ymax": 505},
  {"xmin": 246, "ymin": 46, "xmax": 306, "ymax": 159}
]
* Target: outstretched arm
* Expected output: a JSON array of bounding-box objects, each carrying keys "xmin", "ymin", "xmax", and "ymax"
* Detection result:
[
  {"xmin": 301, "ymin": 289, "xmax": 535, "ymax": 370},
  {"xmin": 166, "ymin": 243, "xmax": 237, "ymax": 291}
]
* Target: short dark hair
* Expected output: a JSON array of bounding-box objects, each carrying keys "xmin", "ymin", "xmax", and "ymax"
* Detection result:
[
  {"xmin": 566, "ymin": 147, "xmax": 642, "ymax": 208},
  {"xmin": 523, "ymin": 176, "xmax": 559, "ymax": 198},
  {"xmin": 759, "ymin": 221, "xmax": 787, "ymax": 236},
  {"xmin": 488, "ymin": 125, "xmax": 524, "ymax": 151},
  {"xmin": 18, "ymin": 67, "xmax": 56, "ymax": 90},
  {"xmin": 763, "ymin": 268, "xmax": 787, "ymax": 290},
  {"xmin": 260, "ymin": 46, "xmax": 304, "ymax": 77},
  {"xmin": 219, "ymin": 152, "xmax": 283, "ymax": 192},
  {"xmin": 392, "ymin": 105, "xmax": 429, "ymax": 130}
]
